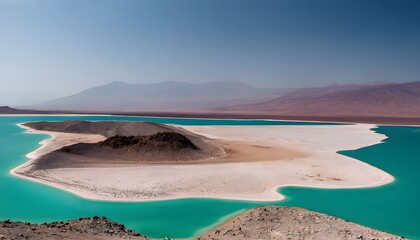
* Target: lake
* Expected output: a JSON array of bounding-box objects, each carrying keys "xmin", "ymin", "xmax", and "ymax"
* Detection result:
[{"xmin": 0, "ymin": 115, "xmax": 418, "ymax": 239}]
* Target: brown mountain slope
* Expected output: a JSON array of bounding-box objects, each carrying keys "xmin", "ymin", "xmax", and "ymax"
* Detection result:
[
  {"xmin": 222, "ymin": 81, "xmax": 420, "ymax": 118},
  {"xmin": 0, "ymin": 106, "xmax": 53, "ymax": 114}
]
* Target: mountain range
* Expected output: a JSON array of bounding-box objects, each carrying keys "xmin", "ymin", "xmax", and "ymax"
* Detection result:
[
  {"xmin": 13, "ymin": 80, "xmax": 420, "ymax": 119},
  {"xmin": 32, "ymin": 81, "xmax": 279, "ymax": 112},
  {"xmin": 222, "ymin": 81, "xmax": 420, "ymax": 118}
]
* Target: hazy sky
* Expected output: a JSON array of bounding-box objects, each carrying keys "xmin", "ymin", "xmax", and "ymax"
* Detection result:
[{"xmin": 1, "ymin": 0, "xmax": 420, "ymax": 97}]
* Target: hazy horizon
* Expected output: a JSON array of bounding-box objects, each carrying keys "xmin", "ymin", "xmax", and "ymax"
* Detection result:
[
  {"xmin": 1, "ymin": 79, "xmax": 416, "ymax": 107},
  {"xmin": 1, "ymin": 0, "xmax": 420, "ymax": 105}
]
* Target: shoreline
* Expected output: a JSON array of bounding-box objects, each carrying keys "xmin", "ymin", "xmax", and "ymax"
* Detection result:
[
  {"xmin": 10, "ymin": 123, "xmax": 394, "ymax": 202},
  {"xmin": 9, "ymin": 124, "xmax": 108, "ymax": 200},
  {"xmin": 1, "ymin": 112, "xmax": 420, "ymax": 126}
]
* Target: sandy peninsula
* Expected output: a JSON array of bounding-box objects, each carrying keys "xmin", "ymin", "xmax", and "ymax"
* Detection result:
[{"xmin": 11, "ymin": 121, "xmax": 394, "ymax": 202}]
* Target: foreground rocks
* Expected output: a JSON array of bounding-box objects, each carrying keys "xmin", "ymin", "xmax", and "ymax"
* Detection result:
[
  {"xmin": 0, "ymin": 217, "xmax": 148, "ymax": 240},
  {"xmin": 197, "ymin": 206, "xmax": 404, "ymax": 240},
  {"xmin": 1, "ymin": 207, "xmax": 403, "ymax": 240}
]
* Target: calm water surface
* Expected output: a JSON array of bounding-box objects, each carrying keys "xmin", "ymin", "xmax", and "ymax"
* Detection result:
[{"xmin": 0, "ymin": 116, "xmax": 418, "ymax": 239}]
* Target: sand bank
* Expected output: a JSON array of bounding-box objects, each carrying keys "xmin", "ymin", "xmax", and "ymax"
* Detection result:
[{"xmin": 11, "ymin": 123, "xmax": 393, "ymax": 201}]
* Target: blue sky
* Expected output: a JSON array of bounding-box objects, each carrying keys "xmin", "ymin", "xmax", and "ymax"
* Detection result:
[{"xmin": 1, "ymin": 0, "xmax": 420, "ymax": 98}]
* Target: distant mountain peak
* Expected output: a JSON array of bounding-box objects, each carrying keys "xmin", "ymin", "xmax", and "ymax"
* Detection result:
[{"xmin": 107, "ymin": 81, "xmax": 130, "ymax": 86}]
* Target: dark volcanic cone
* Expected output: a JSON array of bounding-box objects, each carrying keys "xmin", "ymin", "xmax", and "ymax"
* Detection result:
[
  {"xmin": 100, "ymin": 132, "xmax": 198, "ymax": 151},
  {"xmin": 23, "ymin": 121, "xmax": 225, "ymax": 170}
]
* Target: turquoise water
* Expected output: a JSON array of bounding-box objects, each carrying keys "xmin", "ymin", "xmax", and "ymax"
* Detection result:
[
  {"xmin": 279, "ymin": 126, "xmax": 420, "ymax": 239},
  {"xmin": 0, "ymin": 116, "xmax": 418, "ymax": 239}
]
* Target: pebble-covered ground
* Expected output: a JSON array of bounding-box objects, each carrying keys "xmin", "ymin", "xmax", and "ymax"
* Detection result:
[
  {"xmin": 197, "ymin": 206, "xmax": 404, "ymax": 240},
  {"xmin": 0, "ymin": 216, "xmax": 149, "ymax": 240}
]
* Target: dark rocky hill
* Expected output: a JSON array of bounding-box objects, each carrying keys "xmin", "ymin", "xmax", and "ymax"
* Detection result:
[
  {"xmin": 100, "ymin": 133, "xmax": 198, "ymax": 151},
  {"xmin": 24, "ymin": 121, "xmax": 224, "ymax": 169}
]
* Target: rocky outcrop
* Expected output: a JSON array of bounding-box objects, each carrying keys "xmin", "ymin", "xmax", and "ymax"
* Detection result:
[
  {"xmin": 197, "ymin": 206, "xmax": 404, "ymax": 240},
  {"xmin": 0, "ymin": 216, "xmax": 147, "ymax": 240},
  {"xmin": 100, "ymin": 132, "xmax": 198, "ymax": 151},
  {"xmin": 0, "ymin": 207, "xmax": 403, "ymax": 240}
]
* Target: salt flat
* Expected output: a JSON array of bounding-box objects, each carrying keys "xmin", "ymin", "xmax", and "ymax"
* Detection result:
[{"xmin": 11, "ymin": 123, "xmax": 393, "ymax": 201}]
